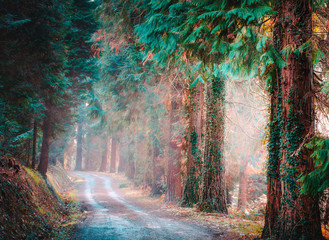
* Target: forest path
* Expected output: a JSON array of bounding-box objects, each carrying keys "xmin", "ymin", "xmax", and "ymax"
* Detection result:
[{"xmin": 69, "ymin": 171, "xmax": 226, "ymax": 240}]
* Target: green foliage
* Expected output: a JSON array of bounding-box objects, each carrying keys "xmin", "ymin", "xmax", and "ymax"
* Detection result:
[
  {"xmin": 0, "ymin": 0, "xmax": 71, "ymax": 158},
  {"xmin": 136, "ymin": 0, "xmax": 273, "ymax": 67},
  {"xmin": 0, "ymin": 0, "xmax": 99, "ymax": 167},
  {"xmin": 301, "ymin": 137, "xmax": 329, "ymax": 196}
]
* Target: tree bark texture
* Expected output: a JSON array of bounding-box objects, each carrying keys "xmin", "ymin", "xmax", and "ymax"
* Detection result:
[
  {"xmin": 277, "ymin": 1, "xmax": 322, "ymax": 238},
  {"xmin": 182, "ymin": 83, "xmax": 204, "ymax": 206},
  {"xmin": 37, "ymin": 100, "xmax": 52, "ymax": 176},
  {"xmin": 75, "ymin": 123, "xmax": 83, "ymax": 171},
  {"xmin": 166, "ymin": 83, "xmax": 183, "ymax": 202},
  {"xmin": 201, "ymin": 74, "xmax": 227, "ymax": 213},
  {"xmin": 261, "ymin": 5, "xmax": 284, "ymax": 238}
]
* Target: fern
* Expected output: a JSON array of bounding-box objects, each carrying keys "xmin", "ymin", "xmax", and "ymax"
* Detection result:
[
  {"xmin": 300, "ymin": 137, "xmax": 329, "ymax": 197},
  {"xmin": 281, "ymin": 44, "xmax": 295, "ymax": 60},
  {"xmin": 293, "ymin": 39, "xmax": 312, "ymax": 56},
  {"xmin": 312, "ymin": 47, "xmax": 325, "ymax": 65}
]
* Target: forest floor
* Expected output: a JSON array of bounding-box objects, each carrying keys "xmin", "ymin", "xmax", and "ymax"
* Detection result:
[{"xmin": 70, "ymin": 171, "xmax": 262, "ymax": 240}]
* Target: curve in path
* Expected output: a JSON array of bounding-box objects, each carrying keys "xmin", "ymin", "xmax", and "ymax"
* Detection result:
[{"xmin": 71, "ymin": 172, "xmax": 215, "ymax": 240}]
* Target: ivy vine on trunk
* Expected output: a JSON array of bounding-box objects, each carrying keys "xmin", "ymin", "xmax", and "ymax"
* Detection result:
[{"xmin": 201, "ymin": 71, "xmax": 227, "ymax": 213}]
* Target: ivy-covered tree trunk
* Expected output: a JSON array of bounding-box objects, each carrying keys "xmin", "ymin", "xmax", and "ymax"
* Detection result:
[
  {"xmin": 201, "ymin": 74, "xmax": 227, "ymax": 213},
  {"xmin": 99, "ymin": 135, "xmax": 109, "ymax": 172},
  {"xmin": 31, "ymin": 119, "xmax": 38, "ymax": 169},
  {"xmin": 110, "ymin": 137, "xmax": 117, "ymax": 173},
  {"xmin": 275, "ymin": 1, "xmax": 322, "ymax": 238},
  {"xmin": 37, "ymin": 100, "xmax": 52, "ymax": 176},
  {"xmin": 262, "ymin": 9, "xmax": 283, "ymax": 238},
  {"xmin": 182, "ymin": 83, "xmax": 204, "ymax": 206},
  {"xmin": 75, "ymin": 123, "xmax": 83, "ymax": 171}
]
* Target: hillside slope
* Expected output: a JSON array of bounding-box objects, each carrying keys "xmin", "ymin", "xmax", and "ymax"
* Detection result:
[{"xmin": 0, "ymin": 157, "xmax": 77, "ymax": 239}]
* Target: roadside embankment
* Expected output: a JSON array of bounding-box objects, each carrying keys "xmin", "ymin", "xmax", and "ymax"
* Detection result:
[{"xmin": 0, "ymin": 157, "xmax": 80, "ymax": 239}]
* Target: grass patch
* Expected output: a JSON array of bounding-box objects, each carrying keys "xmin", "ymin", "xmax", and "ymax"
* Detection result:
[{"xmin": 25, "ymin": 167, "xmax": 42, "ymax": 184}]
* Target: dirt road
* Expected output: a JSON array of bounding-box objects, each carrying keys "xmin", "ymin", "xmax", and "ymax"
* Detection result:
[{"xmin": 70, "ymin": 172, "xmax": 227, "ymax": 240}]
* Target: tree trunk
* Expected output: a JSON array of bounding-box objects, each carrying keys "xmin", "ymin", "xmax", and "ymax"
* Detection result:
[
  {"xmin": 26, "ymin": 121, "xmax": 32, "ymax": 166},
  {"xmin": 75, "ymin": 123, "xmax": 83, "ymax": 171},
  {"xmin": 166, "ymin": 83, "xmax": 182, "ymax": 202},
  {"xmin": 274, "ymin": 1, "xmax": 322, "ymax": 238},
  {"xmin": 166, "ymin": 139, "xmax": 182, "ymax": 201},
  {"xmin": 99, "ymin": 135, "xmax": 109, "ymax": 172},
  {"xmin": 31, "ymin": 119, "xmax": 38, "ymax": 169},
  {"xmin": 85, "ymin": 133, "xmax": 91, "ymax": 170},
  {"xmin": 126, "ymin": 145, "xmax": 135, "ymax": 180},
  {"xmin": 152, "ymin": 142, "xmax": 161, "ymax": 194},
  {"xmin": 182, "ymin": 83, "xmax": 204, "ymax": 206},
  {"xmin": 201, "ymin": 74, "xmax": 227, "ymax": 213},
  {"xmin": 238, "ymin": 159, "xmax": 248, "ymax": 209},
  {"xmin": 118, "ymin": 142, "xmax": 126, "ymax": 173},
  {"xmin": 262, "ymin": 8, "xmax": 283, "ymax": 237},
  {"xmin": 37, "ymin": 100, "xmax": 52, "ymax": 176},
  {"xmin": 117, "ymin": 132, "xmax": 126, "ymax": 173},
  {"xmin": 110, "ymin": 136, "xmax": 117, "ymax": 173}
]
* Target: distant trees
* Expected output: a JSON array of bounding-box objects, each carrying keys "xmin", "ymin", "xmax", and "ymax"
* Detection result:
[
  {"xmin": 92, "ymin": 0, "xmax": 268, "ymax": 213},
  {"xmin": 136, "ymin": 0, "xmax": 270, "ymax": 212},
  {"xmin": 67, "ymin": 0, "xmax": 98, "ymax": 172}
]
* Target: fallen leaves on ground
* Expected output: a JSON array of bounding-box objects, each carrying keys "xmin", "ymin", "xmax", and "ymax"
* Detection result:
[{"xmin": 112, "ymin": 173, "xmax": 263, "ymax": 239}]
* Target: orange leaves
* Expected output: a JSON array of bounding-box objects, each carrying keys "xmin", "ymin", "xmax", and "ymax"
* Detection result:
[
  {"xmin": 94, "ymin": 30, "xmax": 105, "ymax": 42},
  {"xmin": 180, "ymin": 51, "xmax": 188, "ymax": 63},
  {"xmin": 142, "ymin": 52, "xmax": 154, "ymax": 65},
  {"xmin": 322, "ymin": 225, "xmax": 329, "ymax": 240},
  {"xmin": 91, "ymin": 30, "xmax": 105, "ymax": 58},
  {"xmin": 91, "ymin": 29, "xmax": 130, "ymax": 58},
  {"xmin": 108, "ymin": 36, "xmax": 127, "ymax": 53},
  {"xmin": 91, "ymin": 45, "xmax": 103, "ymax": 58}
]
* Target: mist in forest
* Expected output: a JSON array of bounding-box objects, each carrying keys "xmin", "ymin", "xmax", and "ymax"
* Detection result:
[{"xmin": 2, "ymin": 0, "xmax": 329, "ymax": 239}]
